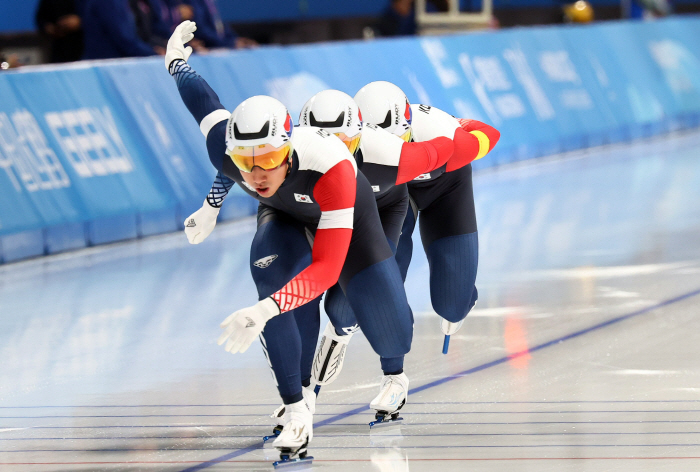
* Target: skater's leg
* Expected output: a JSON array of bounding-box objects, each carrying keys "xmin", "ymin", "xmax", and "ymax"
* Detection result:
[
  {"xmin": 395, "ymin": 197, "xmax": 418, "ymax": 282},
  {"xmin": 418, "ymin": 164, "xmax": 479, "ymax": 328},
  {"xmin": 295, "ymin": 300, "xmax": 321, "ymax": 387},
  {"xmin": 251, "ymin": 207, "xmax": 320, "ymax": 404},
  {"xmin": 377, "ymin": 190, "xmax": 409, "ymax": 255},
  {"xmin": 313, "ymin": 188, "xmax": 410, "ymax": 386},
  {"xmin": 343, "ymin": 256, "xmax": 413, "ymax": 375}
]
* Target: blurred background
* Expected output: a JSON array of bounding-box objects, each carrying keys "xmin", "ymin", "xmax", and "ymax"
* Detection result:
[{"xmin": 1, "ymin": 0, "xmax": 699, "ymax": 67}]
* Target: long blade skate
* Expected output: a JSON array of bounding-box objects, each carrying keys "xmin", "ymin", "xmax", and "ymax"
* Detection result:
[
  {"xmin": 266, "ymin": 384, "xmax": 320, "ymax": 444},
  {"xmin": 369, "ymin": 409, "xmax": 404, "ymax": 429},
  {"xmin": 369, "ymin": 398, "xmax": 405, "ymax": 429},
  {"xmin": 273, "ymin": 441, "xmax": 313, "ymax": 469},
  {"xmin": 263, "ymin": 423, "xmax": 283, "ymax": 445},
  {"xmin": 273, "ymin": 453, "xmax": 314, "ymax": 469}
]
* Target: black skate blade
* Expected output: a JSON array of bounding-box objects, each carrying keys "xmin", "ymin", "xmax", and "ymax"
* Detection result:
[
  {"xmin": 369, "ymin": 416, "xmax": 403, "ymax": 429},
  {"xmin": 273, "ymin": 455, "xmax": 314, "ymax": 469}
]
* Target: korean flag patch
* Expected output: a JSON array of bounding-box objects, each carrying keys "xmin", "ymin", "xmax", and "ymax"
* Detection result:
[{"xmin": 294, "ymin": 193, "xmax": 313, "ymax": 203}]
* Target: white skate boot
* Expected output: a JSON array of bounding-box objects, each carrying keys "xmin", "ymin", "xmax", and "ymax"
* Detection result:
[
  {"xmin": 265, "ymin": 385, "xmax": 316, "ymax": 443},
  {"xmin": 440, "ymin": 318, "xmax": 465, "ymax": 335},
  {"xmin": 272, "ymin": 399, "xmax": 314, "ymax": 468},
  {"xmin": 369, "ymin": 372, "xmax": 409, "ymax": 428},
  {"xmin": 311, "ymin": 322, "xmax": 358, "ymax": 386}
]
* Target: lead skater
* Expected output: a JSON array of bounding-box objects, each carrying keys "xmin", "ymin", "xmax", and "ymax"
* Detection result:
[{"xmin": 164, "ymin": 22, "xmax": 414, "ymax": 464}]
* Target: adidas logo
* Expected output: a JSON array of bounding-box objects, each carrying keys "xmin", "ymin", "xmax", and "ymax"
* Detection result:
[
  {"xmin": 186, "ymin": 219, "xmax": 196, "ymax": 227},
  {"xmin": 294, "ymin": 193, "xmax": 313, "ymax": 203},
  {"xmin": 245, "ymin": 317, "xmax": 256, "ymax": 328},
  {"xmin": 254, "ymin": 254, "xmax": 278, "ymax": 269}
]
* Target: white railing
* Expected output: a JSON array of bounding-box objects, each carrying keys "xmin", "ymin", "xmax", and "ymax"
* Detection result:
[{"xmin": 415, "ymin": 0, "xmax": 493, "ymax": 34}]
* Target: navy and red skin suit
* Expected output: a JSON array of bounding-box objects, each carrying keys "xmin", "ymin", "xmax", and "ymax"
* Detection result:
[{"xmin": 170, "ymin": 59, "xmax": 414, "ymax": 404}]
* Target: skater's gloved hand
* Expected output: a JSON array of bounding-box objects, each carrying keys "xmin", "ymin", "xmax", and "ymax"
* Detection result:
[
  {"xmin": 165, "ymin": 20, "xmax": 196, "ymax": 70},
  {"xmin": 217, "ymin": 297, "xmax": 281, "ymax": 353},
  {"xmin": 184, "ymin": 200, "xmax": 219, "ymax": 244}
]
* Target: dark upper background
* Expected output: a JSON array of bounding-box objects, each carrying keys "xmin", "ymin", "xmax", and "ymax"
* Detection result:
[{"xmin": 2, "ymin": 0, "xmax": 700, "ymax": 66}]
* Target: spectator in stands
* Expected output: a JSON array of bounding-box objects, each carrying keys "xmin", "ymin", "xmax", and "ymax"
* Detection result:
[
  {"xmin": 373, "ymin": 0, "xmax": 446, "ymax": 37},
  {"xmin": 82, "ymin": 0, "xmax": 165, "ymax": 59},
  {"xmin": 132, "ymin": 0, "xmax": 173, "ymax": 52},
  {"xmin": 35, "ymin": 0, "xmax": 84, "ymax": 63},
  {"xmin": 166, "ymin": 0, "xmax": 195, "ymax": 25},
  {"xmin": 376, "ymin": 0, "xmax": 416, "ymax": 37},
  {"xmin": 156, "ymin": 1, "xmax": 208, "ymax": 52},
  {"xmin": 184, "ymin": 0, "xmax": 257, "ymax": 48},
  {"xmin": 629, "ymin": 0, "xmax": 672, "ymax": 19}
]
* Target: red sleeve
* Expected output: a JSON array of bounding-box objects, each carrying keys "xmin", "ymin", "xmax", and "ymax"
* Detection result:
[
  {"xmin": 271, "ymin": 160, "xmax": 356, "ymax": 313},
  {"xmin": 446, "ymin": 119, "xmax": 501, "ymax": 172},
  {"xmin": 395, "ymin": 137, "xmax": 454, "ymax": 185},
  {"xmin": 459, "ymin": 119, "xmax": 500, "ymax": 153}
]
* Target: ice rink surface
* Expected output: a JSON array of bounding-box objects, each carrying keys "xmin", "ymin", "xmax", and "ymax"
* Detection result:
[{"xmin": 1, "ymin": 131, "xmax": 700, "ymax": 471}]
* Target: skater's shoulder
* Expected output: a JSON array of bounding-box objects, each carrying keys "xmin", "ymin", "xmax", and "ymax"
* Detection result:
[
  {"xmin": 359, "ymin": 124, "xmax": 403, "ymax": 167},
  {"xmin": 292, "ymin": 126, "xmax": 357, "ymax": 176},
  {"xmin": 410, "ymin": 104, "xmax": 459, "ymax": 142}
]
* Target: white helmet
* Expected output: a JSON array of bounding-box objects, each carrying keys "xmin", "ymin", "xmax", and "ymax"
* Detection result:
[
  {"xmin": 354, "ymin": 81, "xmax": 413, "ymax": 142},
  {"xmin": 299, "ymin": 90, "xmax": 363, "ymax": 155},
  {"xmin": 225, "ymin": 95, "xmax": 294, "ymax": 172}
]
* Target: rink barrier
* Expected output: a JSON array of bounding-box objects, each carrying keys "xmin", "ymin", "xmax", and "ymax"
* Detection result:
[{"xmin": 1, "ymin": 17, "xmax": 700, "ymax": 263}]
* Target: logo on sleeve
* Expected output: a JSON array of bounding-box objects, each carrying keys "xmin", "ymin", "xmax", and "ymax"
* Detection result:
[
  {"xmin": 294, "ymin": 193, "xmax": 313, "ymax": 203},
  {"xmin": 254, "ymin": 254, "xmax": 278, "ymax": 268},
  {"xmin": 414, "ymin": 173, "xmax": 431, "ymax": 180},
  {"xmin": 371, "ymin": 185, "xmax": 380, "ymax": 192}
]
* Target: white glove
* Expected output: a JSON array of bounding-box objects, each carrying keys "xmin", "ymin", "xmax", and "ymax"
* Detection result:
[
  {"xmin": 217, "ymin": 297, "xmax": 281, "ymax": 354},
  {"xmin": 184, "ymin": 200, "xmax": 220, "ymax": 244},
  {"xmin": 165, "ymin": 20, "xmax": 197, "ymax": 70}
]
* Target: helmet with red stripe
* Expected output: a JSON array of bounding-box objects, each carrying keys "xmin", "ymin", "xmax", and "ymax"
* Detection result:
[
  {"xmin": 299, "ymin": 90, "xmax": 363, "ymax": 156},
  {"xmin": 225, "ymin": 96, "xmax": 294, "ymax": 173},
  {"xmin": 354, "ymin": 81, "xmax": 412, "ymax": 143}
]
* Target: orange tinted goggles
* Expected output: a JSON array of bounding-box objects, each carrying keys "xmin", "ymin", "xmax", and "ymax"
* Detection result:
[
  {"xmin": 226, "ymin": 142, "xmax": 293, "ymax": 173},
  {"xmin": 334, "ymin": 132, "xmax": 362, "ymax": 155}
]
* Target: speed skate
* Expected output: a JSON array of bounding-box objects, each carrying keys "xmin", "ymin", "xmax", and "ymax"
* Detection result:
[
  {"xmin": 269, "ymin": 398, "xmax": 314, "ymax": 468},
  {"xmin": 368, "ymin": 372, "xmax": 409, "ymax": 429}
]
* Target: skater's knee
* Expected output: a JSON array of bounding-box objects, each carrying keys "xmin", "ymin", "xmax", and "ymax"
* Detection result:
[
  {"xmin": 323, "ymin": 285, "xmax": 358, "ymax": 329},
  {"xmin": 432, "ymin": 286, "xmax": 477, "ymax": 323},
  {"xmin": 374, "ymin": 326, "xmax": 412, "ymax": 358}
]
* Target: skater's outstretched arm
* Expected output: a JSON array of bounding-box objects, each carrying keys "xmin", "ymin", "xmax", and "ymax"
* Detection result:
[
  {"xmin": 359, "ymin": 124, "xmax": 454, "ymax": 186},
  {"xmin": 395, "ymin": 136, "xmax": 454, "ymax": 184},
  {"xmin": 166, "ymin": 21, "xmax": 232, "ymax": 174},
  {"xmin": 184, "ymin": 171, "xmax": 235, "ymax": 244},
  {"xmin": 410, "ymin": 104, "xmax": 500, "ymax": 172},
  {"xmin": 166, "ymin": 22, "xmax": 238, "ymax": 243},
  {"xmin": 454, "ymin": 118, "xmax": 501, "ymax": 165}
]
